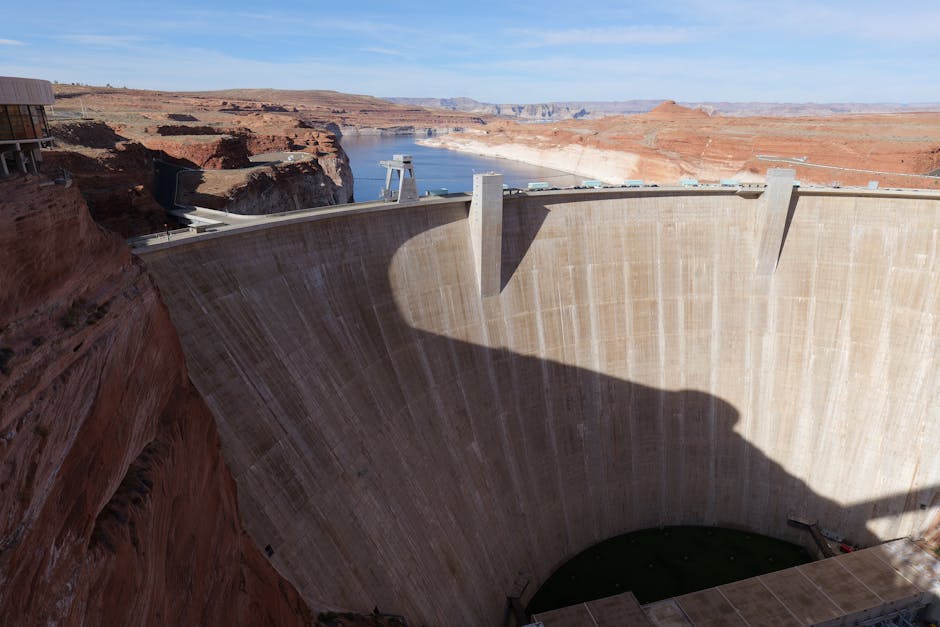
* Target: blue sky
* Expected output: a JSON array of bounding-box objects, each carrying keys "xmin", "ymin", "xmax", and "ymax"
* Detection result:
[{"xmin": 2, "ymin": 0, "xmax": 939, "ymax": 102}]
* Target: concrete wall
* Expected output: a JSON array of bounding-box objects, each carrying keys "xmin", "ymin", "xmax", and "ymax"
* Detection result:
[{"xmin": 139, "ymin": 190, "xmax": 940, "ymax": 626}]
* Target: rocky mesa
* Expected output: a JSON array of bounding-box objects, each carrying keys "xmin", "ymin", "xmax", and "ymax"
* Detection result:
[
  {"xmin": 421, "ymin": 100, "xmax": 940, "ymax": 188},
  {"xmin": 45, "ymin": 85, "xmax": 366, "ymax": 237}
]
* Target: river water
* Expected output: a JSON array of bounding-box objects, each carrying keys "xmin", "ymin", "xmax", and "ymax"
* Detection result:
[{"xmin": 341, "ymin": 134, "xmax": 581, "ymax": 200}]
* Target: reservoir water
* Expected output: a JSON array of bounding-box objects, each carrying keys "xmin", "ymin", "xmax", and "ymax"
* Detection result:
[{"xmin": 341, "ymin": 134, "xmax": 582, "ymax": 200}]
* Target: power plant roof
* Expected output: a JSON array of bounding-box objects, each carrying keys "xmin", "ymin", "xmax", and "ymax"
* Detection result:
[{"xmin": 0, "ymin": 77, "xmax": 54, "ymax": 106}]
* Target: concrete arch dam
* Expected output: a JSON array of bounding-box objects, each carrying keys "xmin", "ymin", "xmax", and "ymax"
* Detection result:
[{"xmin": 137, "ymin": 188, "xmax": 940, "ymax": 626}]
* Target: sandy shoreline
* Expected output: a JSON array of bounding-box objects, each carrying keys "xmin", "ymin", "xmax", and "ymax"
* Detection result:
[{"xmin": 417, "ymin": 135, "xmax": 645, "ymax": 185}]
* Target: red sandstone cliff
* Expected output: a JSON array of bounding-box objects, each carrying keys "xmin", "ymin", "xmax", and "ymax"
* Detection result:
[
  {"xmin": 0, "ymin": 177, "xmax": 312, "ymax": 626},
  {"xmin": 46, "ymin": 109, "xmax": 355, "ymax": 237},
  {"xmin": 178, "ymin": 158, "xmax": 351, "ymax": 213}
]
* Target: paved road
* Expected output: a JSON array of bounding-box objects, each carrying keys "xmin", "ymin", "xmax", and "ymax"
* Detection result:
[{"xmin": 756, "ymin": 154, "xmax": 940, "ymax": 181}]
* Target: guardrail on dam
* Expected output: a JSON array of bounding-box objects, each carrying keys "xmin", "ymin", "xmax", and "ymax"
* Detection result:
[{"xmin": 134, "ymin": 184, "xmax": 940, "ymax": 626}]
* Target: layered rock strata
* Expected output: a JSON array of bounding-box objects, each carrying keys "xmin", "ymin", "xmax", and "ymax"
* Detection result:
[
  {"xmin": 46, "ymin": 110, "xmax": 354, "ymax": 236},
  {"xmin": 0, "ymin": 177, "xmax": 312, "ymax": 626}
]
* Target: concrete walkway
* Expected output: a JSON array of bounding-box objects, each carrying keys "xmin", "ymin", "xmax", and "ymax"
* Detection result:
[{"xmin": 536, "ymin": 539, "xmax": 939, "ymax": 626}]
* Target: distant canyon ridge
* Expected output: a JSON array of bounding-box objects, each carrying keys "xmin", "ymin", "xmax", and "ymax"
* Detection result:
[{"xmin": 385, "ymin": 96, "xmax": 940, "ymax": 121}]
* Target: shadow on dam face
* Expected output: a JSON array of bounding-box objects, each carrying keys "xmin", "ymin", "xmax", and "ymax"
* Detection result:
[{"xmin": 139, "ymin": 191, "xmax": 940, "ymax": 626}]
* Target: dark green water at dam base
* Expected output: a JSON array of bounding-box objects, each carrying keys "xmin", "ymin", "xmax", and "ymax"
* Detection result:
[{"xmin": 527, "ymin": 526, "xmax": 813, "ymax": 614}]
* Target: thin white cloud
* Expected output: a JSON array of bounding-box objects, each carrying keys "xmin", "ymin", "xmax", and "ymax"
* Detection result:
[
  {"xmin": 511, "ymin": 26, "xmax": 697, "ymax": 48},
  {"xmin": 361, "ymin": 47, "xmax": 410, "ymax": 58},
  {"xmin": 59, "ymin": 34, "xmax": 147, "ymax": 46},
  {"xmin": 0, "ymin": 38, "xmax": 25, "ymax": 46}
]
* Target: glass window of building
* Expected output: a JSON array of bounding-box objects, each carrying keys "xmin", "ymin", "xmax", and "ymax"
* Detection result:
[
  {"xmin": 29, "ymin": 105, "xmax": 47, "ymax": 138},
  {"xmin": 0, "ymin": 106, "xmax": 13, "ymax": 140},
  {"xmin": 0, "ymin": 105, "xmax": 49, "ymax": 140},
  {"xmin": 8, "ymin": 106, "xmax": 28, "ymax": 138}
]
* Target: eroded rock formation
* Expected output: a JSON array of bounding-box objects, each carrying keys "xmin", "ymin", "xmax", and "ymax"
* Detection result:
[
  {"xmin": 0, "ymin": 177, "xmax": 313, "ymax": 626},
  {"xmin": 43, "ymin": 124, "xmax": 171, "ymax": 237},
  {"xmin": 178, "ymin": 157, "xmax": 352, "ymax": 214},
  {"xmin": 45, "ymin": 93, "xmax": 358, "ymax": 237}
]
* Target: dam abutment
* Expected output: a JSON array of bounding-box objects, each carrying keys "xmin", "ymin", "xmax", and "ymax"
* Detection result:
[{"xmin": 136, "ymin": 187, "xmax": 940, "ymax": 625}]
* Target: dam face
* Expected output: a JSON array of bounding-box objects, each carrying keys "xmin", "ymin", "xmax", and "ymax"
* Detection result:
[{"xmin": 139, "ymin": 189, "xmax": 940, "ymax": 626}]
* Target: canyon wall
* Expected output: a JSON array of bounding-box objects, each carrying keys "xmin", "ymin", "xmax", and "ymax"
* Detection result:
[
  {"xmin": 46, "ymin": 116, "xmax": 355, "ymax": 237},
  {"xmin": 178, "ymin": 157, "xmax": 353, "ymax": 214},
  {"xmin": 0, "ymin": 177, "xmax": 312, "ymax": 626},
  {"xmin": 139, "ymin": 189, "xmax": 940, "ymax": 626}
]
